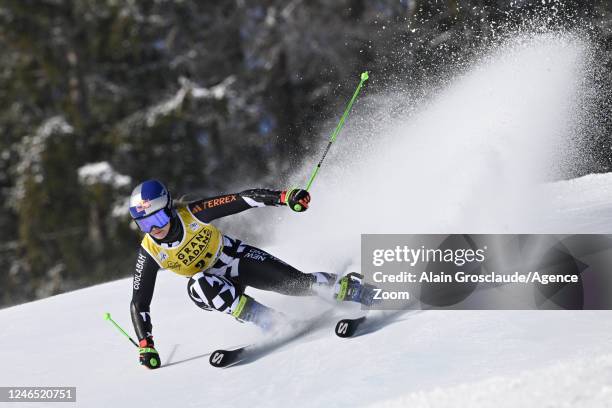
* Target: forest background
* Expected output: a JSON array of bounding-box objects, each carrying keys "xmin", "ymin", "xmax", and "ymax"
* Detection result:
[{"xmin": 1, "ymin": 0, "xmax": 610, "ymax": 307}]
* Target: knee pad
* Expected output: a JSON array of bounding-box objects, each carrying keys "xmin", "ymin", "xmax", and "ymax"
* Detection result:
[{"xmin": 187, "ymin": 272, "xmax": 243, "ymax": 313}]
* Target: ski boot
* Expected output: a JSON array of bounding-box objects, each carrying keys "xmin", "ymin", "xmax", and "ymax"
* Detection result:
[
  {"xmin": 231, "ymin": 294, "xmax": 286, "ymax": 332},
  {"xmin": 334, "ymin": 272, "xmax": 381, "ymax": 307}
]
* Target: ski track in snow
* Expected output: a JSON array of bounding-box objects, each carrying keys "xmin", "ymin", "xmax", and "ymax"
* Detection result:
[{"xmin": 2, "ymin": 34, "xmax": 612, "ymax": 407}]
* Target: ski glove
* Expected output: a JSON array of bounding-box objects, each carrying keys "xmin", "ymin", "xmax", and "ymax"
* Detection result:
[
  {"xmin": 240, "ymin": 189, "xmax": 284, "ymax": 206},
  {"xmin": 139, "ymin": 338, "xmax": 161, "ymax": 369},
  {"xmin": 282, "ymin": 189, "xmax": 311, "ymax": 212}
]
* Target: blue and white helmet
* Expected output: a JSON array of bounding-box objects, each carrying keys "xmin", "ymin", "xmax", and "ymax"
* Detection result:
[
  {"xmin": 129, "ymin": 180, "xmax": 173, "ymax": 233},
  {"xmin": 129, "ymin": 179, "xmax": 171, "ymax": 219}
]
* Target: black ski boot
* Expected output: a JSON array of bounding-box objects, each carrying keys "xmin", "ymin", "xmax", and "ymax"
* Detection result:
[{"xmin": 334, "ymin": 272, "xmax": 380, "ymax": 307}]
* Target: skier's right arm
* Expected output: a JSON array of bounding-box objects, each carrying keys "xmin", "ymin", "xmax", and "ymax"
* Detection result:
[{"xmin": 130, "ymin": 247, "xmax": 161, "ymax": 369}]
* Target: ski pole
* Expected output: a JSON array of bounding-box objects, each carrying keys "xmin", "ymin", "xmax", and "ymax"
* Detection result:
[
  {"xmin": 104, "ymin": 312, "xmax": 138, "ymax": 347},
  {"xmin": 292, "ymin": 71, "xmax": 369, "ymax": 211}
]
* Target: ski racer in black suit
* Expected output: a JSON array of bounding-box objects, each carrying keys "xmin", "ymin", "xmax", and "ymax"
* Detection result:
[{"xmin": 128, "ymin": 179, "xmax": 375, "ymax": 369}]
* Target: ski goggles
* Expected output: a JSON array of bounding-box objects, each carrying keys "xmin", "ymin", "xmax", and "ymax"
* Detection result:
[{"xmin": 134, "ymin": 209, "xmax": 171, "ymax": 233}]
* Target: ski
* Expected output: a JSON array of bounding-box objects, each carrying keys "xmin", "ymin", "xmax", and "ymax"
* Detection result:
[
  {"xmin": 335, "ymin": 316, "xmax": 367, "ymax": 338},
  {"xmin": 335, "ymin": 307, "xmax": 416, "ymax": 338},
  {"xmin": 209, "ymin": 309, "xmax": 334, "ymax": 368},
  {"xmin": 209, "ymin": 346, "xmax": 250, "ymax": 368}
]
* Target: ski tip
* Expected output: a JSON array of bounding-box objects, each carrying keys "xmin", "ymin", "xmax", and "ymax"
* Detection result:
[
  {"xmin": 335, "ymin": 316, "xmax": 366, "ymax": 338},
  {"xmin": 209, "ymin": 347, "xmax": 246, "ymax": 368}
]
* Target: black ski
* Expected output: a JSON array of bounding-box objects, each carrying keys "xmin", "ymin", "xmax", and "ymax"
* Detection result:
[
  {"xmin": 209, "ymin": 346, "xmax": 249, "ymax": 368},
  {"xmin": 336, "ymin": 308, "xmax": 416, "ymax": 338},
  {"xmin": 209, "ymin": 309, "xmax": 334, "ymax": 368},
  {"xmin": 334, "ymin": 316, "xmax": 367, "ymax": 338}
]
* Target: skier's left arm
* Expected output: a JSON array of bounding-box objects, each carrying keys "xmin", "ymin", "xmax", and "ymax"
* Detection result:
[{"xmin": 189, "ymin": 188, "xmax": 310, "ymax": 223}]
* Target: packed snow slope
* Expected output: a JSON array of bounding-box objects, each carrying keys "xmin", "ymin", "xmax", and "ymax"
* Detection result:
[{"xmin": 3, "ymin": 34, "xmax": 612, "ymax": 408}]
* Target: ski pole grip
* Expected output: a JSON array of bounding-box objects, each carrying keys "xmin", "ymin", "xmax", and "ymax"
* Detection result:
[{"xmin": 284, "ymin": 188, "xmax": 304, "ymax": 212}]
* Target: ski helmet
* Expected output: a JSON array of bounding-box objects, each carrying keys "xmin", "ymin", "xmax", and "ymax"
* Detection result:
[{"xmin": 129, "ymin": 179, "xmax": 173, "ymax": 233}]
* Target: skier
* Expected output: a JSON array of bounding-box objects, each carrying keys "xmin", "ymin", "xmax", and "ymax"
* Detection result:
[{"xmin": 129, "ymin": 179, "xmax": 375, "ymax": 369}]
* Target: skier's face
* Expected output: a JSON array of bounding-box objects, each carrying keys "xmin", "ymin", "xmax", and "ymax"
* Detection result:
[{"xmin": 150, "ymin": 221, "xmax": 171, "ymax": 240}]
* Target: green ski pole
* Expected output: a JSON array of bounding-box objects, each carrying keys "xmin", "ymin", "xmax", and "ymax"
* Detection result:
[
  {"xmin": 104, "ymin": 312, "xmax": 138, "ymax": 347},
  {"xmin": 291, "ymin": 71, "xmax": 369, "ymax": 212}
]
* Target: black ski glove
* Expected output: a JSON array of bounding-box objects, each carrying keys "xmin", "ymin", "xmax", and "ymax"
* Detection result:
[
  {"xmin": 139, "ymin": 337, "xmax": 161, "ymax": 369},
  {"xmin": 239, "ymin": 189, "xmax": 284, "ymax": 206},
  {"xmin": 281, "ymin": 189, "xmax": 311, "ymax": 212}
]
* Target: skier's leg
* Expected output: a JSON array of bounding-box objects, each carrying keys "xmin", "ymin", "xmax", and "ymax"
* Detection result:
[
  {"xmin": 187, "ymin": 272, "xmax": 243, "ymax": 313},
  {"xmin": 209, "ymin": 236, "xmax": 376, "ymax": 305},
  {"xmin": 235, "ymin": 248, "xmax": 378, "ymax": 305},
  {"xmin": 235, "ymin": 245, "xmax": 336, "ymax": 296},
  {"xmin": 208, "ymin": 236, "xmax": 336, "ymax": 296},
  {"xmin": 187, "ymin": 272, "xmax": 284, "ymax": 331}
]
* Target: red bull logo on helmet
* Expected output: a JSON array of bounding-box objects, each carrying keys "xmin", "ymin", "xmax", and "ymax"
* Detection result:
[
  {"xmin": 129, "ymin": 179, "xmax": 170, "ymax": 219},
  {"xmin": 136, "ymin": 200, "xmax": 152, "ymax": 212}
]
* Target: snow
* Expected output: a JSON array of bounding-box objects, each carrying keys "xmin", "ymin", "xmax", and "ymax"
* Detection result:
[
  {"xmin": 2, "ymin": 33, "xmax": 611, "ymax": 407},
  {"xmin": 145, "ymin": 76, "xmax": 235, "ymax": 126},
  {"xmin": 541, "ymin": 173, "xmax": 612, "ymax": 233},
  {"xmin": 11, "ymin": 116, "xmax": 74, "ymax": 205},
  {"xmin": 77, "ymin": 162, "xmax": 131, "ymax": 188},
  {"xmin": 372, "ymin": 352, "xmax": 612, "ymax": 408},
  {"xmin": 1, "ymin": 276, "xmax": 611, "ymax": 407},
  {"xmin": 190, "ymin": 75, "xmax": 235, "ymax": 100}
]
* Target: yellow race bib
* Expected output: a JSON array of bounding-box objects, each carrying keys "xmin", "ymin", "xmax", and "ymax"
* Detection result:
[{"xmin": 141, "ymin": 206, "xmax": 223, "ymax": 276}]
